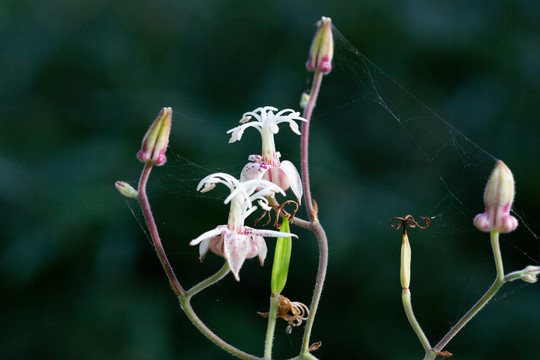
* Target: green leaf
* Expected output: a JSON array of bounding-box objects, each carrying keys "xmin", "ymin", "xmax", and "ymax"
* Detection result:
[{"xmin": 271, "ymin": 217, "xmax": 292, "ymax": 294}]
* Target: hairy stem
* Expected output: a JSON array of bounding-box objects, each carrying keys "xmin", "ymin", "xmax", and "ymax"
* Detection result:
[
  {"xmin": 402, "ymin": 288, "xmax": 433, "ymax": 358},
  {"xmin": 138, "ymin": 162, "xmax": 185, "ymax": 296},
  {"xmin": 180, "ymin": 299, "xmax": 262, "ymax": 360},
  {"xmin": 139, "ymin": 164, "xmax": 259, "ymax": 359},
  {"xmin": 180, "ymin": 262, "xmax": 262, "ymax": 360},
  {"xmin": 301, "ymin": 71, "xmax": 323, "ymax": 221},
  {"xmin": 432, "ymin": 231, "xmax": 505, "ymax": 354},
  {"xmin": 298, "ymin": 71, "xmax": 329, "ymax": 355},
  {"xmin": 301, "ymin": 221, "xmax": 328, "ymax": 354},
  {"xmin": 185, "ymin": 261, "xmax": 231, "ymax": 298},
  {"xmin": 264, "ymin": 295, "xmax": 280, "ymax": 360}
]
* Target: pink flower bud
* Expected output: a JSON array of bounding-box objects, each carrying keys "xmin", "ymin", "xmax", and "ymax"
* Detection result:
[
  {"xmin": 137, "ymin": 107, "xmax": 172, "ymax": 166},
  {"xmin": 306, "ymin": 17, "xmax": 334, "ymax": 74},
  {"xmin": 474, "ymin": 160, "xmax": 518, "ymax": 233}
]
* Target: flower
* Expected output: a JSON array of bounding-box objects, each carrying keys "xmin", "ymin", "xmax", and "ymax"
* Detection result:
[
  {"xmin": 306, "ymin": 16, "xmax": 334, "ymax": 74},
  {"xmin": 473, "ymin": 160, "xmax": 518, "ymax": 233},
  {"xmin": 190, "ymin": 173, "xmax": 297, "ymax": 281},
  {"xmin": 137, "ymin": 107, "xmax": 172, "ymax": 166},
  {"xmin": 227, "ymin": 106, "xmax": 306, "ymax": 202}
]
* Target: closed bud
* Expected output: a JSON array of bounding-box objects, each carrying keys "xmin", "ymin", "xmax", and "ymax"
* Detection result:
[
  {"xmin": 115, "ymin": 181, "xmax": 138, "ymax": 199},
  {"xmin": 473, "ymin": 160, "xmax": 518, "ymax": 233},
  {"xmin": 306, "ymin": 17, "xmax": 334, "ymax": 74},
  {"xmin": 521, "ymin": 265, "xmax": 540, "ymax": 283},
  {"xmin": 137, "ymin": 107, "xmax": 172, "ymax": 166},
  {"xmin": 506, "ymin": 265, "xmax": 540, "ymax": 283},
  {"xmin": 299, "ymin": 92, "xmax": 310, "ymax": 109}
]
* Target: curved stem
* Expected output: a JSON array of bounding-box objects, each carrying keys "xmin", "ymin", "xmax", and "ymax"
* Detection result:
[
  {"xmin": 186, "ymin": 262, "xmax": 231, "ymax": 298},
  {"xmin": 264, "ymin": 295, "xmax": 280, "ymax": 360},
  {"xmin": 138, "ymin": 162, "xmax": 185, "ymax": 297},
  {"xmin": 298, "ymin": 71, "xmax": 328, "ymax": 355},
  {"xmin": 180, "ymin": 298, "xmax": 262, "ymax": 360},
  {"xmin": 180, "ymin": 262, "xmax": 263, "ymax": 360},
  {"xmin": 301, "ymin": 72, "xmax": 323, "ymax": 221},
  {"xmin": 138, "ymin": 164, "xmax": 259, "ymax": 359},
  {"xmin": 402, "ymin": 289, "xmax": 433, "ymax": 357},
  {"xmin": 432, "ymin": 231, "xmax": 505, "ymax": 354},
  {"xmin": 289, "ymin": 215, "xmax": 313, "ymax": 230},
  {"xmin": 300, "ymin": 221, "xmax": 328, "ymax": 354}
]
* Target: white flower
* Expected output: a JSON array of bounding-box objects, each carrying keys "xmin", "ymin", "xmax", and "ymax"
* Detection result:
[
  {"xmin": 227, "ymin": 106, "xmax": 306, "ymax": 203},
  {"xmin": 190, "ymin": 173, "xmax": 297, "ymax": 281}
]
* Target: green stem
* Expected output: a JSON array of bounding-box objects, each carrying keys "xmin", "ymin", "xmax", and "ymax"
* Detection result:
[
  {"xmin": 180, "ymin": 262, "xmax": 262, "ymax": 360},
  {"xmin": 402, "ymin": 288, "xmax": 433, "ymax": 357},
  {"xmin": 432, "ymin": 231, "xmax": 505, "ymax": 354},
  {"xmin": 264, "ymin": 295, "xmax": 280, "ymax": 360},
  {"xmin": 185, "ymin": 262, "xmax": 231, "ymax": 298}
]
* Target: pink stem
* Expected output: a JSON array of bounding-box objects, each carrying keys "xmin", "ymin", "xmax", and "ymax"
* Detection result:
[
  {"xmin": 138, "ymin": 162, "xmax": 185, "ymax": 297},
  {"xmin": 301, "ymin": 72, "xmax": 323, "ymax": 221}
]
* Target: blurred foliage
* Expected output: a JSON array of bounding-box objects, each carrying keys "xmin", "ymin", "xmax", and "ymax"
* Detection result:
[{"xmin": 1, "ymin": 0, "xmax": 539, "ymax": 359}]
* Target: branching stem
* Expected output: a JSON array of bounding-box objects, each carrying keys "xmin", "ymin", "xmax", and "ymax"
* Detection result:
[
  {"xmin": 429, "ymin": 231, "xmax": 506, "ymax": 356},
  {"xmin": 138, "ymin": 163, "xmax": 261, "ymax": 360}
]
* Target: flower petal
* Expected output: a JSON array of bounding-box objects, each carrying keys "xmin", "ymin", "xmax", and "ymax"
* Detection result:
[
  {"xmin": 246, "ymin": 226, "xmax": 297, "ymax": 239},
  {"xmin": 248, "ymin": 154, "xmax": 262, "ymax": 162},
  {"xmin": 254, "ymin": 235, "xmax": 267, "ymax": 266},
  {"xmin": 240, "ymin": 161, "xmax": 266, "ymax": 182},
  {"xmin": 198, "ymin": 238, "xmax": 211, "ymax": 261},
  {"xmin": 279, "ymin": 160, "xmax": 303, "ymax": 203},
  {"xmin": 288, "ymin": 120, "xmax": 301, "ymax": 135},
  {"xmin": 223, "ymin": 232, "xmax": 250, "ymax": 281},
  {"xmin": 263, "ymin": 166, "xmax": 290, "ymax": 192},
  {"xmin": 190, "ymin": 226, "xmax": 226, "ymax": 246}
]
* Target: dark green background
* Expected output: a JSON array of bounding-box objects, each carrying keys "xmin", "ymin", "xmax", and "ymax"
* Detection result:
[{"xmin": 2, "ymin": 1, "xmax": 539, "ymax": 359}]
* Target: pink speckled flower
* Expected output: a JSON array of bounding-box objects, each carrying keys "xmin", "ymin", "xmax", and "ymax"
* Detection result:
[
  {"xmin": 227, "ymin": 106, "xmax": 306, "ymax": 202},
  {"xmin": 190, "ymin": 173, "xmax": 297, "ymax": 281}
]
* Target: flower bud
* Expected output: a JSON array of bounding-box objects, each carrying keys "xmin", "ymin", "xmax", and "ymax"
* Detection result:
[
  {"xmin": 306, "ymin": 17, "xmax": 334, "ymax": 74},
  {"xmin": 520, "ymin": 265, "xmax": 540, "ymax": 283},
  {"xmin": 115, "ymin": 181, "xmax": 139, "ymax": 199},
  {"xmin": 473, "ymin": 160, "xmax": 518, "ymax": 233},
  {"xmin": 137, "ymin": 107, "xmax": 172, "ymax": 166},
  {"xmin": 299, "ymin": 92, "xmax": 310, "ymax": 109}
]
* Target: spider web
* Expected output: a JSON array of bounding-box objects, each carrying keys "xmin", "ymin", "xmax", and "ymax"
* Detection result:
[
  {"xmin": 122, "ymin": 24, "xmax": 540, "ymax": 359},
  {"xmin": 308, "ymin": 25, "xmax": 540, "ymax": 359},
  {"xmin": 322, "ymin": 24, "xmax": 540, "ymax": 256}
]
